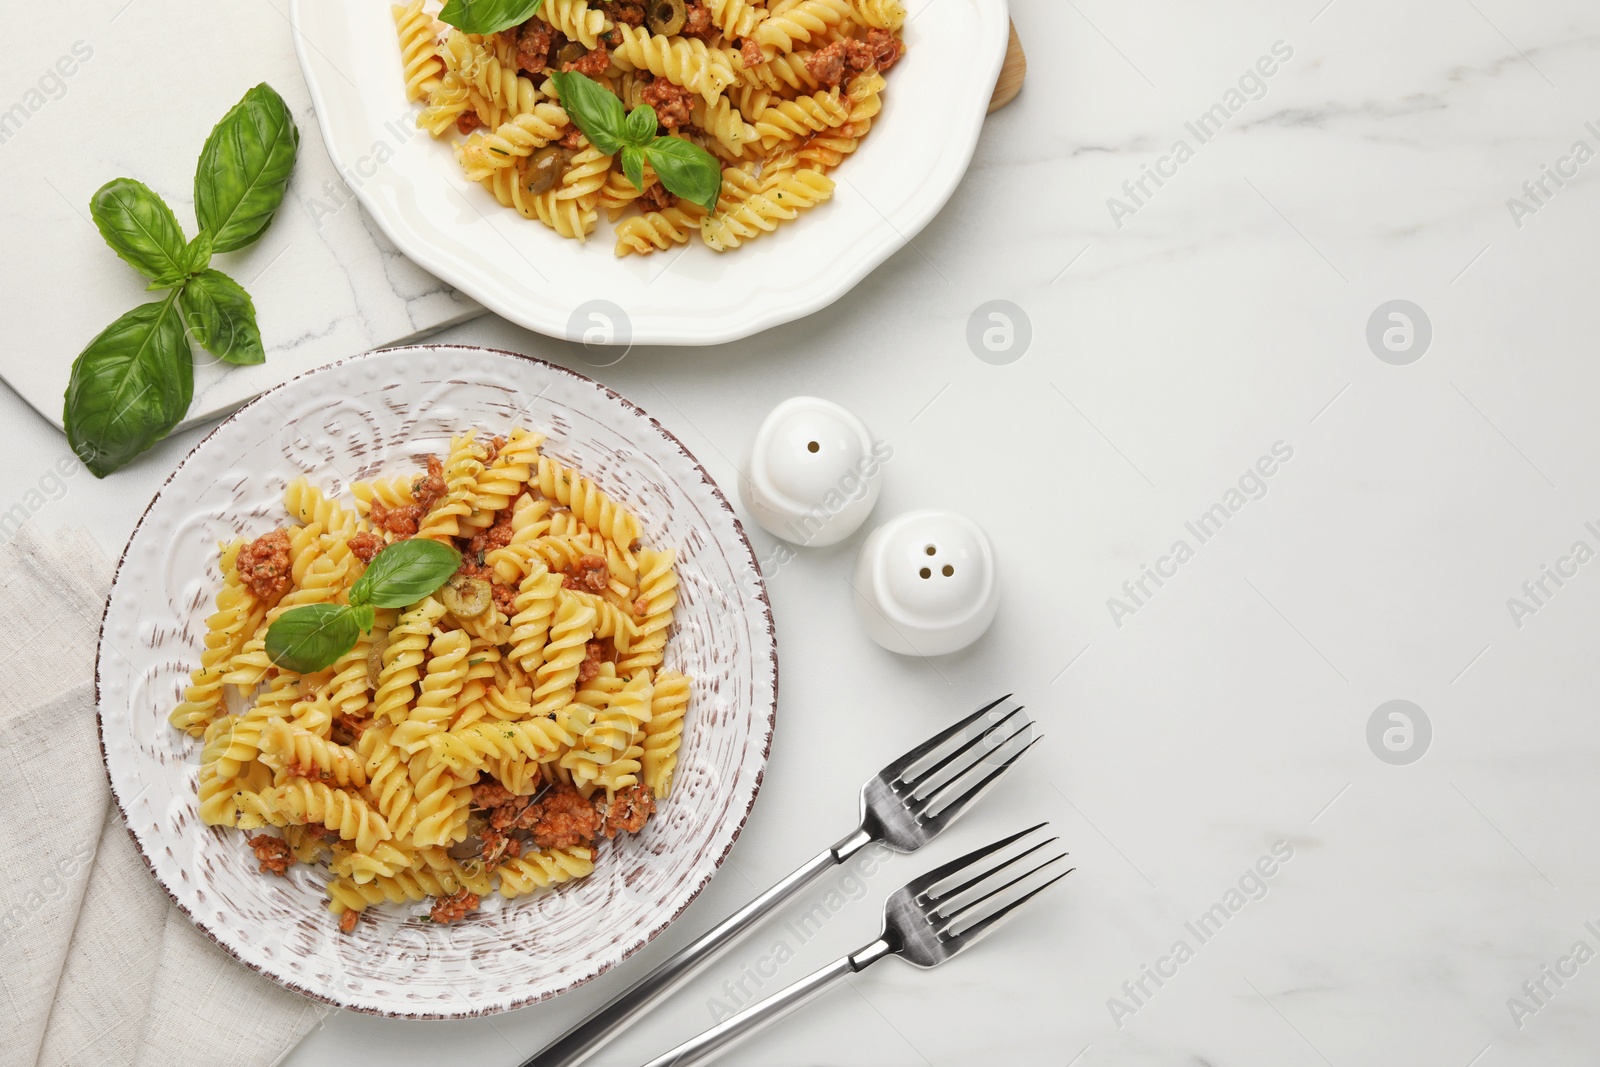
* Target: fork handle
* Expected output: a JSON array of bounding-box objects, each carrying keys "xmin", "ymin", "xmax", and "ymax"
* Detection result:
[
  {"xmin": 521, "ymin": 827, "xmax": 874, "ymax": 1067},
  {"xmin": 639, "ymin": 940, "xmax": 893, "ymax": 1067}
]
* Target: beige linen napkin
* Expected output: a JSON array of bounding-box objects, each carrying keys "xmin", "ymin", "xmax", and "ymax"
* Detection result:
[{"xmin": 0, "ymin": 523, "xmax": 327, "ymax": 1067}]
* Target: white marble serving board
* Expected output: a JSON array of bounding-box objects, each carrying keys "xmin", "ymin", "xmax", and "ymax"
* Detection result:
[{"xmin": 0, "ymin": 0, "xmax": 481, "ymax": 433}]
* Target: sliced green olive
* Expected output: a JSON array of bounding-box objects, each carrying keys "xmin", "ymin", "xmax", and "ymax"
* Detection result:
[
  {"xmin": 441, "ymin": 575, "xmax": 493, "ymax": 620},
  {"xmin": 523, "ymin": 144, "xmax": 569, "ymax": 195},
  {"xmin": 646, "ymin": 0, "xmax": 687, "ymax": 37},
  {"xmin": 555, "ymin": 41, "xmax": 589, "ymax": 68},
  {"xmin": 365, "ymin": 628, "xmax": 390, "ymax": 689}
]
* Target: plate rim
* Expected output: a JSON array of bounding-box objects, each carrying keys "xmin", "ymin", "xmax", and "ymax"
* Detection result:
[
  {"xmin": 286, "ymin": 0, "xmax": 1011, "ymax": 347},
  {"xmin": 94, "ymin": 343, "xmax": 780, "ymax": 1018}
]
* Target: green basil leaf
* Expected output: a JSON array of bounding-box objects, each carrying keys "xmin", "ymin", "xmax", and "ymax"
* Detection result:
[
  {"xmin": 620, "ymin": 145, "xmax": 647, "ymax": 195},
  {"xmin": 623, "ymin": 103, "xmax": 658, "ymax": 147},
  {"xmin": 549, "ymin": 71, "xmax": 627, "ymax": 155},
  {"xmin": 349, "ymin": 538, "xmax": 461, "ymax": 609},
  {"xmin": 438, "ymin": 0, "xmax": 546, "ymax": 34},
  {"xmin": 194, "ymin": 83, "xmax": 300, "ymax": 253},
  {"xmin": 265, "ymin": 604, "xmax": 360, "ymax": 673},
  {"xmin": 64, "ymin": 292, "xmax": 193, "ymax": 478},
  {"xmin": 645, "ymin": 136, "xmax": 722, "ymax": 213},
  {"xmin": 90, "ymin": 178, "xmax": 189, "ymax": 284},
  {"xmin": 180, "ymin": 268, "xmax": 264, "ymax": 366},
  {"xmin": 350, "ymin": 603, "xmax": 376, "ymax": 633}
]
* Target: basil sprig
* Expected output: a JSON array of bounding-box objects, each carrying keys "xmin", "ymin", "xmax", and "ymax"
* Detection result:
[
  {"xmin": 439, "ymin": 0, "xmax": 546, "ymax": 34},
  {"xmin": 265, "ymin": 539, "xmax": 461, "ymax": 673},
  {"xmin": 550, "ymin": 72, "xmax": 722, "ymax": 212},
  {"xmin": 65, "ymin": 83, "xmax": 299, "ymax": 477}
]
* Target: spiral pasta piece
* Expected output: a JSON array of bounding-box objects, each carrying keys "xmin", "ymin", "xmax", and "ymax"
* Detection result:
[
  {"xmin": 614, "ymin": 206, "xmax": 706, "ymax": 257},
  {"xmin": 694, "ymin": 96, "xmax": 761, "ymax": 157},
  {"xmin": 733, "ymin": 48, "xmax": 820, "ymax": 93},
  {"xmin": 428, "ymin": 718, "xmax": 571, "ymax": 774},
  {"xmin": 710, "ymin": 0, "xmax": 767, "ymax": 37},
  {"xmin": 609, "ymin": 25, "xmax": 736, "ymax": 104},
  {"xmin": 391, "ymin": 628, "xmax": 472, "ymax": 754},
  {"xmin": 618, "ymin": 548, "xmax": 678, "ymax": 674},
  {"xmin": 560, "ymin": 588, "xmax": 635, "ymax": 652},
  {"xmin": 418, "ymin": 432, "xmax": 485, "ymax": 541},
  {"xmin": 266, "ymin": 780, "xmax": 392, "ymax": 854},
  {"xmin": 393, "ymin": 1, "xmax": 445, "ymax": 101},
  {"xmin": 169, "ymin": 540, "xmax": 266, "ymax": 737},
  {"xmin": 328, "ymin": 842, "xmax": 416, "ymax": 884},
  {"xmin": 284, "ymin": 477, "xmax": 359, "ymax": 538},
  {"xmin": 440, "ymin": 30, "xmax": 533, "ymax": 127},
  {"xmin": 464, "ymin": 427, "xmax": 543, "ymax": 528},
  {"xmin": 407, "ymin": 756, "xmax": 473, "ymax": 848},
  {"xmin": 581, "ymin": 669, "xmax": 653, "ymax": 757},
  {"xmin": 851, "ymin": 0, "xmax": 904, "ymax": 28},
  {"xmin": 533, "ymin": 596, "xmax": 598, "ymax": 716},
  {"xmin": 538, "ymin": 0, "xmax": 612, "ymax": 48},
  {"xmin": 417, "ymin": 72, "xmax": 476, "ymax": 137},
  {"xmin": 508, "ymin": 559, "xmax": 565, "ymax": 672},
  {"xmin": 497, "ymin": 847, "xmax": 595, "ymax": 898},
  {"xmin": 359, "ymin": 723, "xmax": 419, "ymax": 841},
  {"xmin": 798, "ymin": 68, "xmax": 886, "ymax": 168},
  {"xmin": 701, "ymin": 168, "xmax": 834, "ymax": 251},
  {"xmin": 211, "ymin": 682, "xmax": 329, "ymax": 781},
  {"xmin": 374, "ymin": 597, "xmax": 447, "ymax": 724},
  {"xmin": 643, "ymin": 669, "xmax": 690, "ymax": 797},
  {"xmin": 534, "ymin": 456, "xmax": 642, "ymax": 560},
  {"xmin": 322, "ymin": 609, "xmax": 391, "ymax": 718},
  {"xmin": 753, "ymin": 89, "xmax": 849, "ymax": 149},
  {"xmin": 754, "ymin": 0, "xmax": 852, "ymax": 52},
  {"xmin": 326, "ymin": 866, "xmax": 461, "ymax": 918},
  {"xmin": 457, "ymin": 104, "xmax": 571, "ymax": 180},
  {"xmin": 556, "ymin": 142, "xmax": 615, "ymax": 202},
  {"xmin": 352, "ymin": 474, "xmax": 415, "ymax": 517},
  {"xmin": 260, "ymin": 718, "xmax": 368, "ymax": 788}
]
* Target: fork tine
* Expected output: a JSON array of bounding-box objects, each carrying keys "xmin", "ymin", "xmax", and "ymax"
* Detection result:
[
  {"xmin": 918, "ymin": 734, "xmax": 1042, "ymax": 826},
  {"xmin": 942, "ymin": 865, "xmax": 1075, "ymax": 949},
  {"xmin": 878, "ymin": 695, "xmax": 1016, "ymax": 781},
  {"xmin": 904, "ymin": 822, "xmax": 1047, "ymax": 896},
  {"xmin": 899, "ymin": 705, "xmax": 1029, "ymax": 791},
  {"xmin": 934, "ymin": 851, "xmax": 1071, "ymax": 929},
  {"xmin": 919, "ymin": 835, "xmax": 1060, "ymax": 907}
]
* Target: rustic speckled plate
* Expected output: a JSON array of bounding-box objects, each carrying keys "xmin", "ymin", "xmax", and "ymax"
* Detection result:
[{"xmin": 95, "ymin": 345, "xmax": 778, "ymax": 1018}]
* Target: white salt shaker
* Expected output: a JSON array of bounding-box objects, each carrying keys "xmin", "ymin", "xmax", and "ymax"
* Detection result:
[
  {"xmin": 852, "ymin": 509, "xmax": 1000, "ymax": 656},
  {"xmin": 739, "ymin": 396, "xmax": 885, "ymax": 547}
]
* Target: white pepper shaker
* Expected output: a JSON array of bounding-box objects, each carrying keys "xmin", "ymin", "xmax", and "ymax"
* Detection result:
[
  {"xmin": 739, "ymin": 396, "xmax": 886, "ymax": 547},
  {"xmin": 852, "ymin": 509, "xmax": 1000, "ymax": 656}
]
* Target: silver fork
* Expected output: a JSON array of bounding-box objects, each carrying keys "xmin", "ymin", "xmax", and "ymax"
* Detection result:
[
  {"xmin": 522, "ymin": 695, "xmax": 1037, "ymax": 1067},
  {"xmin": 639, "ymin": 824, "xmax": 1073, "ymax": 1067}
]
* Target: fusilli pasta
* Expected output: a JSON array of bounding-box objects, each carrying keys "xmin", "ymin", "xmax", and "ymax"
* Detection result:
[{"xmin": 172, "ymin": 424, "xmax": 692, "ymax": 932}]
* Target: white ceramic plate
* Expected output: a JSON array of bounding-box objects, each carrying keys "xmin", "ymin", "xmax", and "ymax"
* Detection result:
[
  {"xmin": 287, "ymin": 0, "xmax": 1009, "ymax": 346},
  {"xmin": 95, "ymin": 345, "xmax": 778, "ymax": 1017}
]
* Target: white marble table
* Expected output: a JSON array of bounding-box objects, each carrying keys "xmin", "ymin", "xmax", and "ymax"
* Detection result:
[{"xmin": 5, "ymin": 0, "xmax": 1600, "ymax": 1064}]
